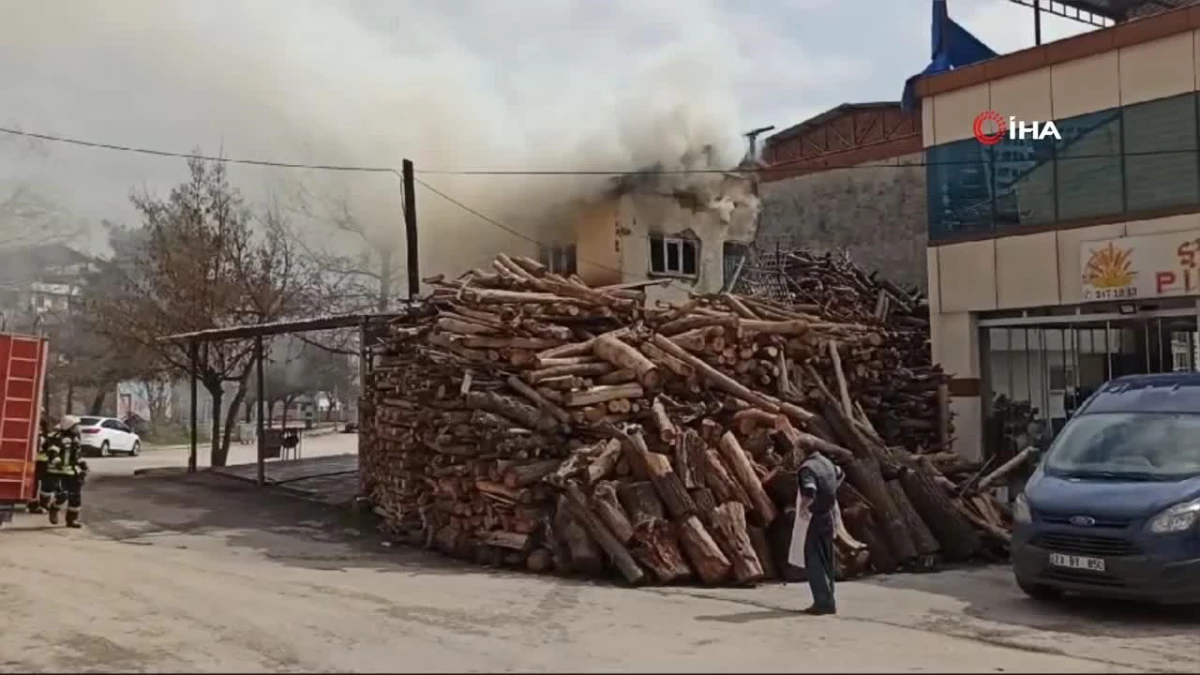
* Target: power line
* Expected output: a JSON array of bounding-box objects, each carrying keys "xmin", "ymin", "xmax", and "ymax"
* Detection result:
[
  {"xmin": 0, "ymin": 124, "xmax": 627, "ymax": 277},
  {"xmin": 0, "ymin": 126, "xmax": 399, "ymax": 175},
  {"xmin": 13, "ymin": 123, "xmax": 1200, "ymax": 178},
  {"xmin": 413, "ymin": 176, "xmax": 629, "ymax": 278}
]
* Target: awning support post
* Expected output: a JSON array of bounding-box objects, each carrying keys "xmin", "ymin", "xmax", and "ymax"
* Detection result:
[
  {"xmin": 255, "ymin": 335, "xmax": 266, "ymax": 487},
  {"xmin": 188, "ymin": 340, "xmax": 199, "ymax": 473}
]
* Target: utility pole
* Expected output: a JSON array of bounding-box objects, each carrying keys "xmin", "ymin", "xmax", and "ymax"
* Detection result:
[
  {"xmin": 401, "ymin": 160, "xmax": 419, "ymax": 300},
  {"xmin": 743, "ymin": 125, "xmax": 776, "ymax": 163}
]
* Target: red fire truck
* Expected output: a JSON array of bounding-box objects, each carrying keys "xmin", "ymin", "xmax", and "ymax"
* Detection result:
[{"xmin": 0, "ymin": 332, "xmax": 49, "ymax": 527}]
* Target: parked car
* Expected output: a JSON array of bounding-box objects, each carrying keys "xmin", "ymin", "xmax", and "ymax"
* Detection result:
[
  {"xmin": 1012, "ymin": 373, "xmax": 1200, "ymax": 605},
  {"xmin": 77, "ymin": 416, "xmax": 142, "ymax": 457}
]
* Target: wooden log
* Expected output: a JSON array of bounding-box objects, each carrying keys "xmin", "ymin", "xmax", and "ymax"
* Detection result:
[
  {"xmin": 536, "ymin": 327, "xmax": 631, "ymax": 360},
  {"xmin": 525, "ymin": 362, "xmax": 613, "ymax": 384},
  {"xmin": 716, "ymin": 432, "xmax": 777, "ymax": 523},
  {"xmin": 584, "ymin": 438, "xmax": 623, "ymax": 486},
  {"xmin": 638, "ymin": 342, "xmax": 694, "ymax": 379},
  {"xmin": 436, "ymin": 317, "xmax": 499, "ymax": 335},
  {"xmin": 461, "ymin": 335, "xmax": 561, "ymax": 350},
  {"xmin": 710, "ymin": 502, "xmax": 764, "ymax": 585},
  {"xmin": 976, "ymin": 446, "xmax": 1038, "ymax": 492},
  {"xmin": 629, "ymin": 519, "xmax": 693, "ymax": 584},
  {"xmin": 617, "ymin": 481, "xmax": 665, "ymax": 526},
  {"xmin": 827, "ymin": 340, "xmax": 854, "ymax": 417},
  {"xmin": 502, "ymin": 459, "xmax": 562, "ymax": 489},
  {"xmin": 649, "ymin": 399, "xmax": 679, "ymax": 445},
  {"xmin": 886, "ymin": 480, "xmax": 940, "ymax": 557},
  {"xmin": 842, "ymin": 455, "xmax": 917, "ymax": 566},
  {"xmin": 465, "ymin": 391, "xmax": 559, "ymax": 433},
  {"xmin": 700, "ymin": 447, "xmax": 752, "ymax": 509},
  {"xmin": 478, "ymin": 531, "xmax": 532, "ymax": 551},
  {"xmin": 900, "ymin": 459, "xmax": 982, "ymax": 561},
  {"xmin": 553, "ymin": 495, "xmax": 603, "ymax": 575},
  {"xmin": 747, "ymin": 526, "xmax": 778, "ymax": 580},
  {"xmin": 594, "ymin": 334, "xmax": 662, "ymax": 390},
  {"xmin": 592, "ymin": 481, "xmax": 635, "ymax": 544},
  {"xmin": 505, "ymin": 375, "xmax": 571, "ymax": 428},
  {"xmin": 643, "ymin": 451, "xmax": 697, "ymax": 520},
  {"xmin": 526, "ymin": 548, "xmax": 554, "ymax": 574},
  {"xmin": 650, "ymin": 334, "xmax": 780, "ymax": 413},
  {"xmin": 596, "ymin": 369, "xmax": 637, "ymax": 385},
  {"xmin": 563, "ymin": 383, "xmax": 645, "ymax": 407},
  {"xmin": 677, "ymin": 515, "xmax": 732, "ymax": 585},
  {"xmin": 675, "ymin": 429, "xmax": 704, "ymax": 489},
  {"xmin": 563, "ymin": 482, "xmax": 646, "ymax": 584},
  {"xmin": 689, "ymin": 487, "xmax": 718, "ymax": 528}
]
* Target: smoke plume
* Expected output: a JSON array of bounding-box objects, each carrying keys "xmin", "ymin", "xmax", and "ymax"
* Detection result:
[{"xmin": 0, "ymin": 0, "xmax": 749, "ymax": 274}]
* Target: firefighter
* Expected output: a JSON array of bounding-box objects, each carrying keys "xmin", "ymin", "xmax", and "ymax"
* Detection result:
[
  {"xmin": 45, "ymin": 415, "xmax": 87, "ymax": 528},
  {"xmin": 27, "ymin": 418, "xmax": 52, "ymax": 514}
]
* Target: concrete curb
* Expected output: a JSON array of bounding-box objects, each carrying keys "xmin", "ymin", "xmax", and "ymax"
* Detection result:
[{"xmin": 131, "ymin": 466, "xmax": 190, "ymax": 478}]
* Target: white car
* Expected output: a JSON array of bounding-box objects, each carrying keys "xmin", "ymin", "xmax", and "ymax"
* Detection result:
[{"xmin": 78, "ymin": 416, "xmax": 142, "ymax": 457}]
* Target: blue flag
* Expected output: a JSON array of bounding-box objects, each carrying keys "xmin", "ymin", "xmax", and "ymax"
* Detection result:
[{"xmin": 902, "ymin": 0, "xmax": 997, "ymax": 112}]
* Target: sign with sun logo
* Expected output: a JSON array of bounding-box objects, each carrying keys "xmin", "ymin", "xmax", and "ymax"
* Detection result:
[
  {"xmin": 1082, "ymin": 242, "xmax": 1135, "ymax": 290},
  {"xmin": 1080, "ymin": 231, "xmax": 1200, "ymax": 302}
]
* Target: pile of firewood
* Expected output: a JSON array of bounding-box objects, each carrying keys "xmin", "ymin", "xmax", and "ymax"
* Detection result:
[
  {"xmin": 359, "ymin": 253, "xmax": 1016, "ymax": 586},
  {"xmin": 733, "ymin": 247, "xmax": 948, "ymax": 454}
]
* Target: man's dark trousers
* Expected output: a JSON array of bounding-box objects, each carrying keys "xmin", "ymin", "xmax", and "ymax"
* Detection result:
[{"xmin": 804, "ymin": 510, "xmax": 836, "ymax": 611}]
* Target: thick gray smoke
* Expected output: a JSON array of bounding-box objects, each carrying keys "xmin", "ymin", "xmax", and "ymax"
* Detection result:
[{"xmin": 0, "ymin": 0, "xmax": 749, "ymax": 274}]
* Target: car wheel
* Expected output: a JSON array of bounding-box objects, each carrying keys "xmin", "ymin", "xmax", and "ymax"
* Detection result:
[
  {"xmin": 130, "ymin": 441, "xmax": 141, "ymax": 457},
  {"xmin": 99, "ymin": 441, "xmax": 110, "ymax": 457},
  {"xmin": 1018, "ymin": 578, "xmax": 1065, "ymax": 602}
]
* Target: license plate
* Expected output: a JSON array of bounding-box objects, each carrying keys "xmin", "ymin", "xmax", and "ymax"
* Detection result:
[{"xmin": 1049, "ymin": 553, "xmax": 1105, "ymax": 572}]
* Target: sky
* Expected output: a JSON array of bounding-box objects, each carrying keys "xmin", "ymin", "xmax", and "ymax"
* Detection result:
[{"xmin": 0, "ymin": 0, "xmax": 1098, "ymax": 264}]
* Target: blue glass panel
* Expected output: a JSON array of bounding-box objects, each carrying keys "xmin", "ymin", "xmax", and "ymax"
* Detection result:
[
  {"xmin": 993, "ymin": 135, "xmax": 1056, "ymax": 230},
  {"xmin": 1055, "ymin": 109, "xmax": 1123, "ymax": 221},
  {"xmin": 927, "ymin": 139, "xmax": 993, "ymax": 240},
  {"xmin": 1123, "ymin": 93, "xmax": 1199, "ymax": 212}
]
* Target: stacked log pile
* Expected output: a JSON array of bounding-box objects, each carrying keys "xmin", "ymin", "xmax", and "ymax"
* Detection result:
[{"xmin": 360, "ymin": 253, "xmax": 1015, "ymax": 586}]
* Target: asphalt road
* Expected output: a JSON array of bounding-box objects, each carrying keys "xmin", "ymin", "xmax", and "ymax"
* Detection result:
[
  {"xmin": 0, "ymin": 442, "xmax": 1196, "ymax": 672},
  {"xmin": 89, "ymin": 430, "xmax": 358, "ymax": 477}
]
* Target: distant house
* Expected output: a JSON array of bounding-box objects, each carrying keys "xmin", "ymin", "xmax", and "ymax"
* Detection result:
[{"xmin": 0, "ymin": 243, "xmax": 94, "ymax": 329}]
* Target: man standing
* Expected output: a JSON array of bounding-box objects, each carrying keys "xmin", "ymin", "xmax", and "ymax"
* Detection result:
[
  {"xmin": 797, "ymin": 448, "xmax": 844, "ymax": 615},
  {"xmin": 45, "ymin": 415, "xmax": 87, "ymax": 528}
]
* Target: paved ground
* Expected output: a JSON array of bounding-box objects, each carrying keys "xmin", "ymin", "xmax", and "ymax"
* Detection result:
[
  {"xmin": 1, "ymin": 444, "xmax": 1197, "ymax": 672},
  {"xmin": 94, "ymin": 430, "xmax": 358, "ymax": 477}
]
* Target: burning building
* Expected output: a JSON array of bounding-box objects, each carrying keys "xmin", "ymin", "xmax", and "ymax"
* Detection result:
[{"xmin": 544, "ymin": 155, "xmax": 761, "ymax": 304}]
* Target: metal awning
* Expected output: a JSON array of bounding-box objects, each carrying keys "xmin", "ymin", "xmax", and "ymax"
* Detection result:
[
  {"xmin": 157, "ymin": 308, "xmax": 421, "ymax": 344},
  {"xmin": 1058, "ymin": 0, "xmax": 1199, "ymax": 20}
]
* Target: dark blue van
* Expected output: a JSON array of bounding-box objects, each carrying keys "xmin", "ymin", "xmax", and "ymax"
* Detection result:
[{"xmin": 1012, "ymin": 373, "xmax": 1200, "ymax": 604}]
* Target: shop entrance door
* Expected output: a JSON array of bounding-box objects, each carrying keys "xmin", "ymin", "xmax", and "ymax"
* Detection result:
[{"xmin": 982, "ymin": 311, "xmax": 1199, "ymax": 462}]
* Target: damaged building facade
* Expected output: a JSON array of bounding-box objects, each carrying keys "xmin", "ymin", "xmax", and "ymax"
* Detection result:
[
  {"xmin": 543, "ymin": 166, "xmax": 761, "ymax": 304},
  {"xmin": 756, "ymin": 103, "xmax": 927, "ymax": 291}
]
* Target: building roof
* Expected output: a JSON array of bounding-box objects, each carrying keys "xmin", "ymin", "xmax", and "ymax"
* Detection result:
[
  {"xmin": 915, "ymin": 4, "xmax": 1200, "ymax": 100},
  {"xmin": 765, "ymin": 102, "xmax": 900, "ymax": 146},
  {"xmin": 1060, "ymin": 0, "xmax": 1200, "ymax": 20},
  {"xmin": 0, "ymin": 243, "xmax": 93, "ymax": 287},
  {"xmin": 158, "ymin": 307, "xmax": 426, "ymax": 344}
]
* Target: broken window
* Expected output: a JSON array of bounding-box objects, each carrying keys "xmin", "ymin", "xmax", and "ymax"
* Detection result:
[
  {"xmin": 648, "ymin": 236, "xmax": 698, "ymax": 277},
  {"xmin": 538, "ymin": 244, "xmax": 576, "ymax": 275}
]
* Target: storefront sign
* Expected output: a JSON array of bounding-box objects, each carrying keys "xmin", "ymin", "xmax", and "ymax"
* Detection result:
[{"xmin": 1080, "ymin": 230, "xmax": 1200, "ymax": 301}]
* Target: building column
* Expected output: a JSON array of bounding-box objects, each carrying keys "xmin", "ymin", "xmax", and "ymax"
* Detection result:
[{"xmin": 932, "ymin": 311, "xmax": 984, "ymax": 462}]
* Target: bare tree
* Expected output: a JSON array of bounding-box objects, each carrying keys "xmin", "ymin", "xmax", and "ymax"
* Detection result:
[
  {"xmin": 85, "ymin": 155, "xmax": 320, "ymax": 466},
  {"xmin": 287, "ymin": 181, "xmax": 403, "ymax": 313}
]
